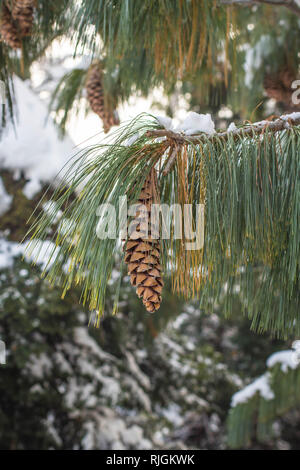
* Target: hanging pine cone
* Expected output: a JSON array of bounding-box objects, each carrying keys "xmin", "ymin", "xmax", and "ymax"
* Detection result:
[
  {"xmin": 0, "ymin": 3, "xmax": 21, "ymax": 49},
  {"xmin": 86, "ymin": 63, "xmax": 120, "ymax": 133},
  {"xmin": 124, "ymin": 170, "xmax": 163, "ymax": 313},
  {"xmin": 12, "ymin": 0, "xmax": 35, "ymax": 37}
]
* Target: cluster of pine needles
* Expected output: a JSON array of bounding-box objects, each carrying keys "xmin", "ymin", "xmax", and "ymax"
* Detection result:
[{"xmin": 26, "ymin": 113, "xmax": 300, "ymax": 338}]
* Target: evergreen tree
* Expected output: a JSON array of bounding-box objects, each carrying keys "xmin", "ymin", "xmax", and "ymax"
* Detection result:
[{"xmin": 1, "ymin": 0, "xmax": 300, "ymax": 450}]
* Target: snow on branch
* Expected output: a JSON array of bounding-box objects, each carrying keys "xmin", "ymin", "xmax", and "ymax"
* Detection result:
[
  {"xmin": 227, "ymin": 347, "xmax": 300, "ymax": 447},
  {"xmin": 147, "ymin": 112, "xmax": 300, "ymax": 145}
]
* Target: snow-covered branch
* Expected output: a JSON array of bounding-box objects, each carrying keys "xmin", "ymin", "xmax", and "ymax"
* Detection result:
[{"xmin": 146, "ymin": 112, "xmax": 300, "ymax": 145}]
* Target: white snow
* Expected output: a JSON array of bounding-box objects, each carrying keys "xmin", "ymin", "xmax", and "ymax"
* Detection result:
[
  {"xmin": 0, "ymin": 239, "xmax": 24, "ymax": 269},
  {"xmin": 0, "ymin": 76, "xmax": 75, "ymax": 199},
  {"xmin": 0, "ymin": 238, "xmax": 59, "ymax": 271},
  {"xmin": 231, "ymin": 346, "xmax": 300, "ymax": 408},
  {"xmin": 176, "ymin": 112, "xmax": 215, "ymax": 135},
  {"xmin": 155, "ymin": 115, "xmax": 173, "ymax": 131},
  {"xmin": 227, "ymin": 122, "xmax": 237, "ymax": 132},
  {"xmin": 29, "ymin": 352, "xmax": 53, "ymax": 379},
  {"xmin": 73, "ymin": 327, "xmax": 117, "ymax": 363},
  {"xmin": 266, "ymin": 350, "xmax": 298, "ymax": 372},
  {"xmin": 243, "ymin": 35, "xmax": 273, "ymax": 88},
  {"xmin": 281, "ymin": 112, "xmax": 300, "ymax": 122},
  {"xmin": 125, "ymin": 351, "xmax": 151, "ymax": 390},
  {"xmin": 22, "ymin": 179, "xmax": 42, "ymax": 200},
  {"xmin": 124, "ymin": 375, "xmax": 152, "ymax": 412},
  {"xmin": 159, "ymin": 403, "xmax": 184, "ymax": 427},
  {"xmin": 231, "ymin": 373, "xmax": 274, "ymax": 407},
  {"xmin": 42, "ymin": 200, "xmax": 63, "ymax": 223},
  {"xmin": 0, "ymin": 177, "xmax": 12, "ymax": 216},
  {"xmin": 125, "ymin": 133, "xmax": 140, "ymax": 146},
  {"xmin": 155, "ymin": 111, "xmax": 215, "ymax": 136}
]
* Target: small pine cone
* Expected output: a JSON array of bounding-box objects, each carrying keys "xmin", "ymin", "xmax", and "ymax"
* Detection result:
[
  {"xmin": 86, "ymin": 64, "xmax": 119, "ymax": 133},
  {"xmin": 124, "ymin": 170, "xmax": 163, "ymax": 313},
  {"xmin": 0, "ymin": 3, "xmax": 21, "ymax": 49},
  {"xmin": 12, "ymin": 0, "xmax": 35, "ymax": 37}
]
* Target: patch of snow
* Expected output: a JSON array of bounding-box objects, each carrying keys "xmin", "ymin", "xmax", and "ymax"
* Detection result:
[
  {"xmin": 231, "ymin": 373, "xmax": 274, "ymax": 407},
  {"xmin": 281, "ymin": 112, "xmax": 300, "ymax": 122},
  {"xmin": 42, "ymin": 200, "xmax": 63, "ymax": 223},
  {"xmin": 124, "ymin": 375, "xmax": 152, "ymax": 412},
  {"xmin": 81, "ymin": 421, "xmax": 96, "ymax": 450},
  {"xmin": 0, "ymin": 76, "xmax": 75, "ymax": 199},
  {"xmin": 73, "ymin": 327, "xmax": 117, "ymax": 363},
  {"xmin": 0, "ymin": 238, "xmax": 60, "ymax": 271},
  {"xmin": 227, "ymin": 122, "xmax": 237, "ymax": 132},
  {"xmin": 120, "ymin": 424, "xmax": 143, "ymax": 447},
  {"xmin": 125, "ymin": 351, "xmax": 151, "ymax": 390},
  {"xmin": 44, "ymin": 412, "xmax": 62, "ymax": 446},
  {"xmin": 154, "ymin": 111, "xmax": 215, "ymax": 136},
  {"xmin": 243, "ymin": 35, "xmax": 273, "ymax": 88},
  {"xmin": 24, "ymin": 239, "xmax": 60, "ymax": 270},
  {"xmin": 0, "ymin": 239, "xmax": 24, "ymax": 269},
  {"xmin": 53, "ymin": 351, "xmax": 73, "ymax": 374},
  {"xmin": 0, "ymin": 177, "xmax": 12, "ymax": 216},
  {"xmin": 176, "ymin": 112, "xmax": 215, "ymax": 135},
  {"xmin": 155, "ymin": 115, "xmax": 173, "ymax": 131},
  {"xmin": 29, "ymin": 352, "xmax": 53, "ymax": 379},
  {"xmin": 267, "ymin": 350, "xmax": 298, "ymax": 373},
  {"xmin": 125, "ymin": 133, "xmax": 140, "ymax": 146},
  {"xmin": 159, "ymin": 403, "xmax": 184, "ymax": 427},
  {"xmin": 22, "ymin": 179, "xmax": 42, "ymax": 200},
  {"xmin": 100, "ymin": 376, "xmax": 121, "ymax": 404}
]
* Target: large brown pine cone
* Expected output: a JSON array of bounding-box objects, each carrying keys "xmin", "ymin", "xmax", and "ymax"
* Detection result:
[
  {"xmin": 86, "ymin": 64, "xmax": 120, "ymax": 133},
  {"xmin": 0, "ymin": 3, "xmax": 21, "ymax": 49},
  {"xmin": 124, "ymin": 170, "xmax": 163, "ymax": 313},
  {"xmin": 12, "ymin": 0, "xmax": 35, "ymax": 37}
]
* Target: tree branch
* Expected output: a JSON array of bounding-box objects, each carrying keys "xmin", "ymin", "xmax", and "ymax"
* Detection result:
[
  {"xmin": 219, "ymin": 0, "xmax": 300, "ymax": 19},
  {"xmin": 146, "ymin": 113, "xmax": 300, "ymax": 145}
]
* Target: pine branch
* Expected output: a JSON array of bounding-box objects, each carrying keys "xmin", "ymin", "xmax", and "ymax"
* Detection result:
[
  {"xmin": 146, "ymin": 113, "xmax": 300, "ymax": 144},
  {"xmin": 227, "ymin": 349, "xmax": 300, "ymax": 448},
  {"xmin": 27, "ymin": 113, "xmax": 300, "ymax": 336},
  {"xmin": 219, "ymin": 0, "xmax": 300, "ymax": 19}
]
